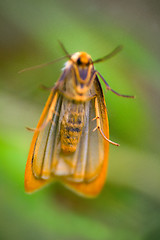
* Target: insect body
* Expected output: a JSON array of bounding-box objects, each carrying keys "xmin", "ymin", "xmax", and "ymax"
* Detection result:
[
  {"xmin": 60, "ymin": 102, "xmax": 84, "ymax": 153},
  {"xmin": 24, "ymin": 45, "xmax": 134, "ymax": 197}
]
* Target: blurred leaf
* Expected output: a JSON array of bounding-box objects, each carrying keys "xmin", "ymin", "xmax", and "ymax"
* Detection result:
[{"xmin": 0, "ymin": 1, "xmax": 160, "ymax": 239}]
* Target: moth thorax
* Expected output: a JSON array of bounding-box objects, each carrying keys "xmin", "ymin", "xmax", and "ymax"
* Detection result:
[{"xmin": 60, "ymin": 104, "xmax": 84, "ymax": 153}]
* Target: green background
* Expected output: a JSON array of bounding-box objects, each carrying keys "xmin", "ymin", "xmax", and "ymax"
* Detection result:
[{"xmin": 0, "ymin": 0, "xmax": 160, "ymax": 239}]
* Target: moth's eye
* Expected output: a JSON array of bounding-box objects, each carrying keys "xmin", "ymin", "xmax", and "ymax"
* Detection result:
[{"xmin": 77, "ymin": 57, "xmax": 82, "ymax": 65}]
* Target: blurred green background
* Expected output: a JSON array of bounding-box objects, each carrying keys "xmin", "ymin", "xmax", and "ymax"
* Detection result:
[{"xmin": 0, "ymin": 0, "xmax": 160, "ymax": 239}]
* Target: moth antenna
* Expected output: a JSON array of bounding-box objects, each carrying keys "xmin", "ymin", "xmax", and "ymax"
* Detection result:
[
  {"xmin": 18, "ymin": 55, "xmax": 67, "ymax": 73},
  {"xmin": 58, "ymin": 40, "xmax": 71, "ymax": 59},
  {"xmin": 93, "ymin": 45, "xmax": 123, "ymax": 64}
]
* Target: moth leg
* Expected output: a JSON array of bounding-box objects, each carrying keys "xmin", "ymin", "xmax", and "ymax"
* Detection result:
[
  {"xmin": 26, "ymin": 126, "xmax": 37, "ymax": 132},
  {"xmin": 93, "ymin": 97, "xmax": 120, "ymax": 146},
  {"xmin": 40, "ymin": 84, "xmax": 53, "ymax": 91},
  {"xmin": 97, "ymin": 72, "xmax": 135, "ymax": 98},
  {"xmin": 27, "ymin": 110, "xmax": 59, "ymax": 133},
  {"xmin": 32, "ymin": 92, "xmax": 59, "ymax": 132}
]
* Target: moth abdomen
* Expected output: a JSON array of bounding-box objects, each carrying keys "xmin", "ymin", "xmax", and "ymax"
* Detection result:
[{"xmin": 60, "ymin": 105, "xmax": 84, "ymax": 153}]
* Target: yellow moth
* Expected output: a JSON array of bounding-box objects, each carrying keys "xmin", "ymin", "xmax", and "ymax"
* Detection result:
[{"xmin": 23, "ymin": 43, "xmax": 134, "ymax": 197}]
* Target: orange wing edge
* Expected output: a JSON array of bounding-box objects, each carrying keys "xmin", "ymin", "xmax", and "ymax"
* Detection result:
[{"xmin": 24, "ymin": 91, "xmax": 55, "ymax": 193}]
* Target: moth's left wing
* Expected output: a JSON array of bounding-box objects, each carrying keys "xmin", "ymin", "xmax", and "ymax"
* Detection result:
[{"xmin": 25, "ymin": 90, "xmax": 62, "ymax": 193}]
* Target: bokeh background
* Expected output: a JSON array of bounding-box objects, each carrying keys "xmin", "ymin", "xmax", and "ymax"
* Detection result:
[{"xmin": 0, "ymin": 0, "xmax": 160, "ymax": 239}]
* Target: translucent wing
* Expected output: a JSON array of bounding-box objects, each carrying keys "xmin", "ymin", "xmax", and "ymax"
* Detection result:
[
  {"xmin": 63, "ymin": 77, "xmax": 109, "ymax": 197},
  {"xmin": 25, "ymin": 90, "xmax": 57, "ymax": 192},
  {"xmin": 25, "ymin": 77, "xmax": 109, "ymax": 197}
]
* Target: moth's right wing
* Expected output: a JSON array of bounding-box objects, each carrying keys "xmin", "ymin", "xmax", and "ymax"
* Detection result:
[{"xmin": 63, "ymin": 77, "xmax": 110, "ymax": 197}]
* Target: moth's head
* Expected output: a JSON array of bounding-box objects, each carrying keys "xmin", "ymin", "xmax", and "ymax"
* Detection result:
[
  {"xmin": 71, "ymin": 52, "xmax": 92, "ymax": 67},
  {"xmin": 68, "ymin": 52, "xmax": 94, "ymax": 86}
]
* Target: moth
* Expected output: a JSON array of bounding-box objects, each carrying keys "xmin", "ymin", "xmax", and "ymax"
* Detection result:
[{"xmin": 23, "ymin": 43, "xmax": 134, "ymax": 197}]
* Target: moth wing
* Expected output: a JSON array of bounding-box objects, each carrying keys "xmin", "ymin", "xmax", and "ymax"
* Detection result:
[
  {"xmin": 25, "ymin": 77, "xmax": 109, "ymax": 197},
  {"xmin": 25, "ymin": 90, "xmax": 62, "ymax": 193},
  {"xmin": 63, "ymin": 77, "xmax": 109, "ymax": 197}
]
